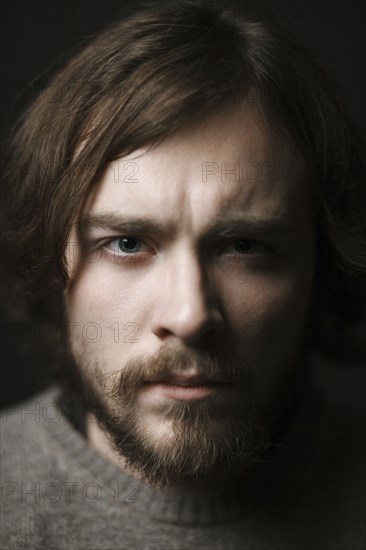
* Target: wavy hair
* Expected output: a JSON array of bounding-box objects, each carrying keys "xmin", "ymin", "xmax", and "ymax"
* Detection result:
[{"xmin": 1, "ymin": 0, "xmax": 365, "ymax": 381}]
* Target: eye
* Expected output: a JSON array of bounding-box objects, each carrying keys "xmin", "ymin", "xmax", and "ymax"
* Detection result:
[
  {"xmin": 99, "ymin": 236, "xmax": 152, "ymax": 262},
  {"xmin": 226, "ymin": 238, "xmax": 271, "ymax": 255},
  {"xmin": 109, "ymin": 237, "xmax": 142, "ymax": 254}
]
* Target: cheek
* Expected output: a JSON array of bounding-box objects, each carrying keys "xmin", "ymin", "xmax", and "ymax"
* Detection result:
[
  {"xmin": 64, "ymin": 264, "xmax": 151, "ymax": 361},
  {"xmin": 223, "ymin": 274, "xmax": 313, "ymax": 405},
  {"xmin": 65, "ymin": 262, "xmax": 135, "ymax": 319},
  {"xmin": 224, "ymin": 270, "xmax": 313, "ymax": 351}
]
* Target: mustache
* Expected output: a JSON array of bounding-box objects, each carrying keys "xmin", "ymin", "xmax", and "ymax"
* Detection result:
[{"xmin": 106, "ymin": 344, "xmax": 253, "ymax": 402}]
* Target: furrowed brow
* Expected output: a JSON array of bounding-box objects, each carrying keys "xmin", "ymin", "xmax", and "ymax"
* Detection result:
[
  {"xmin": 76, "ymin": 211, "xmax": 294, "ymax": 243},
  {"xmin": 207, "ymin": 213, "xmax": 294, "ymax": 238},
  {"xmin": 77, "ymin": 212, "xmax": 176, "ymax": 238}
]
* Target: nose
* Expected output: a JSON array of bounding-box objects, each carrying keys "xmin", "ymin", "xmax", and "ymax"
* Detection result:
[{"xmin": 151, "ymin": 247, "xmax": 224, "ymax": 344}]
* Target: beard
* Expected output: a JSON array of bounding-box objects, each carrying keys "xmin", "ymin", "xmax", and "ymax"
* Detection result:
[{"xmin": 66, "ymin": 343, "xmax": 280, "ymax": 490}]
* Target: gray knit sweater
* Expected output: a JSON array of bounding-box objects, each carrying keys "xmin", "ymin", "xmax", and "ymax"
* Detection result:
[{"xmin": 1, "ymin": 380, "xmax": 365, "ymax": 550}]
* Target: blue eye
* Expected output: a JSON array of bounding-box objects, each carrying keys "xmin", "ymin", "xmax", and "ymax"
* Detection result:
[
  {"xmin": 114, "ymin": 237, "xmax": 141, "ymax": 254},
  {"xmin": 98, "ymin": 235, "xmax": 154, "ymax": 264},
  {"xmin": 101, "ymin": 236, "xmax": 148, "ymax": 259}
]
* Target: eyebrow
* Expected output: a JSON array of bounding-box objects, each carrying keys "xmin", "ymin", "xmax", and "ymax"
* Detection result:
[
  {"xmin": 77, "ymin": 211, "xmax": 294, "ymax": 241},
  {"xmin": 78, "ymin": 212, "xmax": 176, "ymax": 238}
]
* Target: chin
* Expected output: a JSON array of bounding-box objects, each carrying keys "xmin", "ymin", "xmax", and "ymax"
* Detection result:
[{"xmin": 105, "ymin": 403, "xmax": 270, "ymax": 489}]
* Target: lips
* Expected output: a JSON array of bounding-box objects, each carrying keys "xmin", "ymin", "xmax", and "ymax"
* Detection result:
[
  {"xmin": 139, "ymin": 373, "xmax": 236, "ymax": 402},
  {"xmin": 156, "ymin": 375, "xmax": 218, "ymax": 386}
]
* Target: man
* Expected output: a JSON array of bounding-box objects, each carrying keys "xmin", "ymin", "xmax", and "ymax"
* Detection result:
[{"xmin": 1, "ymin": 1, "xmax": 365, "ymax": 548}]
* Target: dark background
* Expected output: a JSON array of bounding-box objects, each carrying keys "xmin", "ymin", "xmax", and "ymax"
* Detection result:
[
  {"xmin": 1, "ymin": 0, "xmax": 365, "ymax": 409},
  {"xmin": 1, "ymin": 0, "xmax": 365, "ymax": 143}
]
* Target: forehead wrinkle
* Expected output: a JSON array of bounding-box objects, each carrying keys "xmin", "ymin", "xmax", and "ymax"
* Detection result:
[{"xmin": 82, "ymin": 104, "xmax": 307, "ymax": 245}]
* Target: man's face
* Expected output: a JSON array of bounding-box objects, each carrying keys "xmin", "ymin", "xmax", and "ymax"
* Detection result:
[{"xmin": 64, "ymin": 105, "xmax": 316, "ymax": 488}]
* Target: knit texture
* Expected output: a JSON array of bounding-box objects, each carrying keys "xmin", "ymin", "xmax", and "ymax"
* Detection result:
[{"xmin": 1, "ymin": 367, "xmax": 365, "ymax": 549}]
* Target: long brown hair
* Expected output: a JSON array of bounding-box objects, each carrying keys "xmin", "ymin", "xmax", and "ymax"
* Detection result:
[{"xmin": 1, "ymin": 0, "xmax": 365, "ymax": 376}]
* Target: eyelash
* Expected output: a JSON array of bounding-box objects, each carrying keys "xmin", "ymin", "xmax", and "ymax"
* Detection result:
[{"xmin": 97, "ymin": 236, "xmax": 272, "ymax": 263}]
